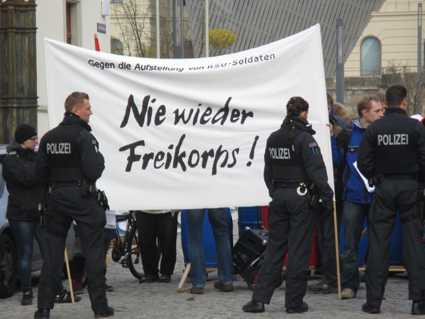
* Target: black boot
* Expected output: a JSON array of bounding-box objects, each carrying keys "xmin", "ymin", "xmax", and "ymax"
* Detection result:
[
  {"xmin": 362, "ymin": 302, "xmax": 381, "ymax": 314},
  {"xmin": 242, "ymin": 300, "xmax": 265, "ymax": 313},
  {"xmin": 94, "ymin": 306, "xmax": 114, "ymax": 318},
  {"xmin": 34, "ymin": 309, "xmax": 50, "ymax": 319},
  {"xmin": 286, "ymin": 301, "xmax": 309, "ymax": 314},
  {"xmin": 412, "ymin": 300, "xmax": 425, "ymax": 315},
  {"xmin": 21, "ymin": 290, "xmax": 33, "ymax": 306}
]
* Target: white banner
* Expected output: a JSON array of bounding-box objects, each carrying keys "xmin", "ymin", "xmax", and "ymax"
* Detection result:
[{"xmin": 44, "ymin": 24, "xmax": 333, "ymax": 211}]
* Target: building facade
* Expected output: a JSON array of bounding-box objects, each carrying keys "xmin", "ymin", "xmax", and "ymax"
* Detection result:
[
  {"xmin": 36, "ymin": 0, "xmax": 111, "ymax": 136},
  {"xmin": 185, "ymin": 0, "xmax": 385, "ymax": 77},
  {"xmin": 109, "ymin": 0, "xmax": 191, "ymax": 58},
  {"xmin": 345, "ymin": 0, "xmax": 421, "ymax": 77}
]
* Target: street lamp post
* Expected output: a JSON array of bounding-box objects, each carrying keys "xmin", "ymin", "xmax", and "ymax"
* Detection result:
[
  {"xmin": 335, "ymin": 18, "xmax": 344, "ymax": 104},
  {"xmin": 205, "ymin": 0, "xmax": 209, "ymax": 57},
  {"xmin": 156, "ymin": 0, "xmax": 160, "ymax": 58}
]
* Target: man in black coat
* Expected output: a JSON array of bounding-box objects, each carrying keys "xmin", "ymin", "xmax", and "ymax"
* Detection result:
[
  {"xmin": 242, "ymin": 96, "xmax": 333, "ymax": 314},
  {"xmin": 358, "ymin": 85, "xmax": 425, "ymax": 315},
  {"xmin": 34, "ymin": 92, "xmax": 113, "ymax": 319}
]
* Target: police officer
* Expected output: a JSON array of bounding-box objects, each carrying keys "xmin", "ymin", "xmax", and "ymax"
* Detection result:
[
  {"xmin": 242, "ymin": 96, "xmax": 333, "ymax": 314},
  {"xmin": 34, "ymin": 92, "xmax": 113, "ymax": 319},
  {"xmin": 358, "ymin": 85, "xmax": 425, "ymax": 315}
]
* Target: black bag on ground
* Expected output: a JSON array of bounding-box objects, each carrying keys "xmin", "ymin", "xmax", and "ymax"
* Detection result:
[{"xmin": 233, "ymin": 229, "xmax": 268, "ymax": 288}]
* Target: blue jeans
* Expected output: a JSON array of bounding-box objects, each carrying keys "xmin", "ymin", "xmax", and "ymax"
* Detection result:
[
  {"xmin": 341, "ymin": 201, "xmax": 370, "ymax": 292},
  {"xmin": 186, "ymin": 208, "xmax": 233, "ymax": 288},
  {"xmin": 9, "ymin": 221, "xmax": 47, "ymax": 291}
]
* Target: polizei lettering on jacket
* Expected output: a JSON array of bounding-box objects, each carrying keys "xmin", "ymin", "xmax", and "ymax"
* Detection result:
[
  {"xmin": 269, "ymin": 147, "xmax": 291, "ymax": 160},
  {"xmin": 377, "ymin": 134, "xmax": 409, "ymax": 146},
  {"xmin": 46, "ymin": 142, "xmax": 72, "ymax": 154}
]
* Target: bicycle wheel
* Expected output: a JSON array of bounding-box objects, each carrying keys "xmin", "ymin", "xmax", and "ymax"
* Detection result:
[{"xmin": 125, "ymin": 223, "xmax": 144, "ymax": 280}]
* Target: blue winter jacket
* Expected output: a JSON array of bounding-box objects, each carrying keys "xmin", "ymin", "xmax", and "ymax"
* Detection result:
[{"xmin": 343, "ymin": 119, "xmax": 374, "ymax": 204}]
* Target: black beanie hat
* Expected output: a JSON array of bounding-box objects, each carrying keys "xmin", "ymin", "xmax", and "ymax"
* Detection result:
[{"xmin": 15, "ymin": 124, "xmax": 37, "ymax": 144}]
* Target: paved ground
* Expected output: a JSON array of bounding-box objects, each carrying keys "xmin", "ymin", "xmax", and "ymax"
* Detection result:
[{"xmin": 0, "ymin": 222, "xmax": 415, "ymax": 319}]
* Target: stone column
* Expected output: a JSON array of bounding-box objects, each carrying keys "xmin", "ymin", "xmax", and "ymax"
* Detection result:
[{"xmin": 0, "ymin": 0, "xmax": 37, "ymax": 144}]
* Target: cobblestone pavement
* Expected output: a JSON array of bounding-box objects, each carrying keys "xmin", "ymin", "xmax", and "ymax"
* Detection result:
[{"xmin": 0, "ymin": 227, "xmax": 415, "ymax": 319}]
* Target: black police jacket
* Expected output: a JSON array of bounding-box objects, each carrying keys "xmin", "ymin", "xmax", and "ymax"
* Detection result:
[
  {"xmin": 264, "ymin": 117, "xmax": 333, "ymax": 202},
  {"xmin": 358, "ymin": 107, "xmax": 425, "ymax": 180},
  {"xmin": 2, "ymin": 144, "xmax": 44, "ymax": 222},
  {"xmin": 37, "ymin": 112, "xmax": 105, "ymax": 186}
]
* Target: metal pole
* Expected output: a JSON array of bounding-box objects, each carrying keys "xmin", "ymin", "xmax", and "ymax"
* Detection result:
[
  {"xmin": 418, "ymin": 3, "xmax": 423, "ymax": 74},
  {"xmin": 180, "ymin": 0, "xmax": 185, "ymax": 58},
  {"xmin": 422, "ymin": 40, "xmax": 425, "ymax": 70},
  {"xmin": 205, "ymin": 0, "xmax": 209, "ymax": 57},
  {"xmin": 156, "ymin": 0, "xmax": 160, "ymax": 58},
  {"xmin": 336, "ymin": 18, "xmax": 344, "ymax": 104},
  {"xmin": 172, "ymin": 0, "xmax": 178, "ymax": 57},
  {"xmin": 423, "ymin": 39, "xmax": 425, "ymax": 70}
]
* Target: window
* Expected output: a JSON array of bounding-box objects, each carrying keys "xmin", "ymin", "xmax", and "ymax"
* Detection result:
[
  {"xmin": 111, "ymin": 37, "xmax": 124, "ymax": 55},
  {"xmin": 360, "ymin": 36, "xmax": 381, "ymax": 76},
  {"xmin": 66, "ymin": 1, "xmax": 81, "ymax": 45}
]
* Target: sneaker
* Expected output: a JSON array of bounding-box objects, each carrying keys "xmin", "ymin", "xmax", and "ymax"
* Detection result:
[
  {"xmin": 341, "ymin": 288, "xmax": 356, "ymax": 299},
  {"xmin": 214, "ymin": 281, "xmax": 234, "ymax": 292},
  {"xmin": 94, "ymin": 306, "xmax": 114, "ymax": 318},
  {"xmin": 309, "ymin": 280, "xmax": 337, "ymax": 294},
  {"xmin": 190, "ymin": 287, "xmax": 204, "ymax": 294},
  {"xmin": 21, "ymin": 290, "xmax": 33, "ymax": 306}
]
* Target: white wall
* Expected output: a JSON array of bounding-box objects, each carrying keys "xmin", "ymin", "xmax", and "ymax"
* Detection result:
[
  {"xmin": 36, "ymin": 0, "xmax": 66, "ymax": 137},
  {"xmin": 36, "ymin": 0, "xmax": 111, "ymax": 137}
]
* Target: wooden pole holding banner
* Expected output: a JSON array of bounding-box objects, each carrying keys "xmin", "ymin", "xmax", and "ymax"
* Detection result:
[
  {"xmin": 177, "ymin": 263, "xmax": 191, "ymax": 292},
  {"xmin": 332, "ymin": 201, "xmax": 342, "ymax": 299},
  {"xmin": 64, "ymin": 248, "xmax": 75, "ymax": 304}
]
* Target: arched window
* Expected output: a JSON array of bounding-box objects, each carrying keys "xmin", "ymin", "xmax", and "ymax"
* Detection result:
[
  {"xmin": 111, "ymin": 37, "xmax": 124, "ymax": 55},
  {"xmin": 360, "ymin": 36, "xmax": 381, "ymax": 76}
]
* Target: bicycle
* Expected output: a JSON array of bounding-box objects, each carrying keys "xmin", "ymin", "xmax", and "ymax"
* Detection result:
[{"xmin": 110, "ymin": 211, "xmax": 143, "ymax": 280}]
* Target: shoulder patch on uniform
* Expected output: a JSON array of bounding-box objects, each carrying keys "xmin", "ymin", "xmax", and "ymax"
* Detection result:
[{"xmin": 308, "ymin": 142, "xmax": 320, "ymax": 155}]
